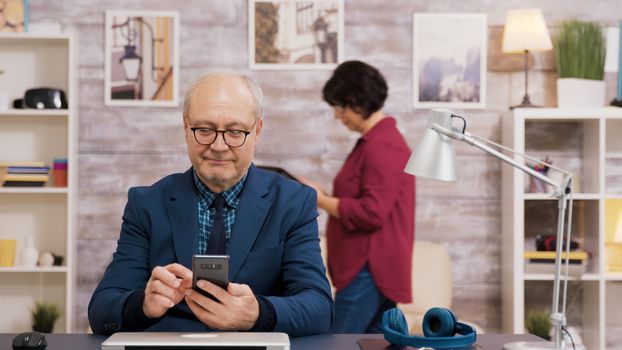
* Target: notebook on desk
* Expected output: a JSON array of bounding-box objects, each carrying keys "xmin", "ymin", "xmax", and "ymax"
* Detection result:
[{"xmin": 101, "ymin": 332, "xmax": 290, "ymax": 350}]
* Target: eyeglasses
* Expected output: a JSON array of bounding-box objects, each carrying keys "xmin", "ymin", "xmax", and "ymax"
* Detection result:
[{"xmin": 189, "ymin": 120, "xmax": 257, "ymax": 147}]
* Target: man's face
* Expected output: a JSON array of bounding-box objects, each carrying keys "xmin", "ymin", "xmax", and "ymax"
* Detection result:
[{"xmin": 184, "ymin": 76, "xmax": 263, "ymax": 192}]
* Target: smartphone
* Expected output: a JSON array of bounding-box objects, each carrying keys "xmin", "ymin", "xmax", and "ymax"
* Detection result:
[{"xmin": 192, "ymin": 254, "xmax": 230, "ymax": 301}]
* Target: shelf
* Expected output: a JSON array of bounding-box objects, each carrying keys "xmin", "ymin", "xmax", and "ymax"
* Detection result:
[
  {"xmin": 523, "ymin": 193, "xmax": 600, "ymax": 200},
  {"xmin": 0, "ymin": 33, "xmax": 75, "ymax": 333},
  {"xmin": 502, "ymin": 108, "xmax": 622, "ymax": 348},
  {"xmin": 524, "ymin": 273, "xmax": 600, "ymax": 281},
  {"xmin": 605, "ymin": 273, "xmax": 622, "ymax": 281},
  {"xmin": 0, "ymin": 33, "xmax": 70, "ymax": 41},
  {"xmin": 0, "ymin": 266, "xmax": 67, "ymax": 273},
  {"xmin": 515, "ymin": 107, "xmax": 622, "ymax": 119},
  {"xmin": 0, "ymin": 187, "xmax": 68, "ymax": 194},
  {"xmin": 0, "ymin": 109, "xmax": 69, "ymax": 117}
]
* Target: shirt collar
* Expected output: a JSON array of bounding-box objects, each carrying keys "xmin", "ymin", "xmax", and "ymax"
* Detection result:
[
  {"xmin": 360, "ymin": 117, "xmax": 396, "ymax": 142},
  {"xmin": 193, "ymin": 170, "xmax": 246, "ymax": 208}
]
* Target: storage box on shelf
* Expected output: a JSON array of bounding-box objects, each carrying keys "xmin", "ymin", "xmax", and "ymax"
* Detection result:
[
  {"xmin": 502, "ymin": 108, "xmax": 622, "ymax": 350},
  {"xmin": 0, "ymin": 33, "xmax": 76, "ymax": 333}
]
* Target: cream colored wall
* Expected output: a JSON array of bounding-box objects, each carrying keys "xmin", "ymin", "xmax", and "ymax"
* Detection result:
[{"xmin": 26, "ymin": 0, "xmax": 622, "ymax": 332}]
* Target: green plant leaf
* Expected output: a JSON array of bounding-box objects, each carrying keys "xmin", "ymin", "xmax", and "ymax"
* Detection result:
[
  {"xmin": 31, "ymin": 301, "xmax": 62, "ymax": 332},
  {"xmin": 554, "ymin": 20, "xmax": 605, "ymax": 80}
]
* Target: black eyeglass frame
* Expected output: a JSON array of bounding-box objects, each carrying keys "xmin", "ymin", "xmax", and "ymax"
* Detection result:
[{"xmin": 189, "ymin": 120, "xmax": 257, "ymax": 148}]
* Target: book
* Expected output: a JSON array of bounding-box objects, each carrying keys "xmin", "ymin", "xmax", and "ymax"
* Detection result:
[
  {"xmin": 523, "ymin": 250, "xmax": 588, "ymax": 260},
  {"xmin": 6, "ymin": 166, "xmax": 50, "ymax": 174},
  {"xmin": 0, "ymin": 161, "xmax": 47, "ymax": 168},
  {"xmin": 3, "ymin": 181, "xmax": 46, "ymax": 187},
  {"xmin": 3, "ymin": 174, "xmax": 49, "ymax": 182}
]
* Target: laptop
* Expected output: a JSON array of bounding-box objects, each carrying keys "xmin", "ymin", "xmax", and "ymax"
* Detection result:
[{"xmin": 101, "ymin": 332, "xmax": 290, "ymax": 350}]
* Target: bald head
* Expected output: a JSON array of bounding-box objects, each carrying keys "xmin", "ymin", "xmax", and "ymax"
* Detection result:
[{"xmin": 183, "ymin": 73, "xmax": 263, "ymax": 121}]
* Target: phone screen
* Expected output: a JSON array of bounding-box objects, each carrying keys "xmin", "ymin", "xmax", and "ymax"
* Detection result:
[{"xmin": 191, "ymin": 254, "xmax": 230, "ymax": 301}]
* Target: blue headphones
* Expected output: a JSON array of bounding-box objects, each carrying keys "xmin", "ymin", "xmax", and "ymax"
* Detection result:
[{"xmin": 382, "ymin": 307, "xmax": 477, "ymax": 349}]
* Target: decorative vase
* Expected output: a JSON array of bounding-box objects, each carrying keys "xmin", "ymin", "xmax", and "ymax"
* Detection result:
[
  {"xmin": 21, "ymin": 235, "xmax": 39, "ymax": 268},
  {"xmin": 557, "ymin": 78, "xmax": 606, "ymax": 108}
]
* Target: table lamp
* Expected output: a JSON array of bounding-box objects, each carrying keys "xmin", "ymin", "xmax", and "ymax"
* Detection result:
[
  {"xmin": 502, "ymin": 8, "xmax": 553, "ymax": 109},
  {"xmin": 405, "ymin": 109, "xmax": 584, "ymax": 350}
]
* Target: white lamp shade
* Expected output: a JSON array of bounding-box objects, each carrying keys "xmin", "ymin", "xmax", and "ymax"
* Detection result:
[
  {"xmin": 404, "ymin": 109, "xmax": 457, "ymax": 182},
  {"xmin": 502, "ymin": 8, "xmax": 553, "ymax": 53}
]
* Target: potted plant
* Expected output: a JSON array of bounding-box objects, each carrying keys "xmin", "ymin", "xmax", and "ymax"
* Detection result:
[
  {"xmin": 554, "ymin": 20, "xmax": 606, "ymax": 108},
  {"xmin": 31, "ymin": 301, "xmax": 61, "ymax": 333},
  {"xmin": 525, "ymin": 310, "xmax": 551, "ymax": 340}
]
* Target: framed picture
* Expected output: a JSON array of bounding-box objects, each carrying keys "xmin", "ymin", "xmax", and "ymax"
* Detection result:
[
  {"xmin": 412, "ymin": 13, "xmax": 487, "ymax": 109},
  {"xmin": 249, "ymin": 0, "xmax": 344, "ymax": 70},
  {"xmin": 105, "ymin": 10, "xmax": 179, "ymax": 107},
  {"xmin": 0, "ymin": 0, "xmax": 27, "ymax": 32}
]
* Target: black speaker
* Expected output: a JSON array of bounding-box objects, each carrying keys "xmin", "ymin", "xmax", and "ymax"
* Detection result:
[{"xmin": 20, "ymin": 88, "xmax": 68, "ymax": 109}]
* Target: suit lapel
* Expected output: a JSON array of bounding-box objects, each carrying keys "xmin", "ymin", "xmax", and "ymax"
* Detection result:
[
  {"xmin": 228, "ymin": 164, "xmax": 271, "ymax": 280},
  {"xmin": 165, "ymin": 168, "xmax": 198, "ymax": 269}
]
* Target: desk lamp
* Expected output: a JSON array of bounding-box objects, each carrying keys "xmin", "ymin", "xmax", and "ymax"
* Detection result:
[
  {"xmin": 502, "ymin": 8, "xmax": 553, "ymax": 109},
  {"xmin": 405, "ymin": 109, "xmax": 585, "ymax": 350}
]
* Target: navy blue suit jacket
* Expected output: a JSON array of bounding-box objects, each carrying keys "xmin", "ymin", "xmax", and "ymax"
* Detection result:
[{"xmin": 88, "ymin": 165, "xmax": 333, "ymax": 336}]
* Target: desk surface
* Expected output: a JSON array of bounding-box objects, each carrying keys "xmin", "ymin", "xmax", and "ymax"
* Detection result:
[{"xmin": 0, "ymin": 333, "xmax": 541, "ymax": 350}]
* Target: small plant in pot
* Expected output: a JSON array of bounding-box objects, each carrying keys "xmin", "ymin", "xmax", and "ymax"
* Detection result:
[
  {"xmin": 31, "ymin": 301, "xmax": 61, "ymax": 333},
  {"xmin": 554, "ymin": 20, "xmax": 606, "ymax": 108}
]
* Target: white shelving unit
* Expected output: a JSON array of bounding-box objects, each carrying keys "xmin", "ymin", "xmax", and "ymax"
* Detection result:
[
  {"xmin": 0, "ymin": 33, "xmax": 76, "ymax": 333},
  {"xmin": 502, "ymin": 108, "xmax": 622, "ymax": 350}
]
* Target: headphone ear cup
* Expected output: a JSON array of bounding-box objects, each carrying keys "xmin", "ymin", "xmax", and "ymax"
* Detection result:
[
  {"xmin": 422, "ymin": 307, "xmax": 457, "ymax": 337},
  {"xmin": 385, "ymin": 308, "xmax": 410, "ymax": 335}
]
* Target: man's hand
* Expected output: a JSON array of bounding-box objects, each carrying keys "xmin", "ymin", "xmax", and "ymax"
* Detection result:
[
  {"xmin": 184, "ymin": 280, "xmax": 260, "ymax": 330},
  {"xmin": 143, "ymin": 263, "xmax": 192, "ymax": 318}
]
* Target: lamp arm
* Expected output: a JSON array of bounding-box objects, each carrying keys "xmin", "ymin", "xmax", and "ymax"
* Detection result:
[{"xmin": 431, "ymin": 123, "xmax": 563, "ymax": 192}]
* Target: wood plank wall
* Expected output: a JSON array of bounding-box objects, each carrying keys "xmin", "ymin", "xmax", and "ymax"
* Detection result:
[{"xmin": 26, "ymin": 0, "xmax": 622, "ymax": 333}]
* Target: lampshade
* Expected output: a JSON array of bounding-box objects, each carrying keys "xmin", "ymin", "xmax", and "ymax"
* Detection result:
[
  {"xmin": 502, "ymin": 8, "xmax": 553, "ymax": 53},
  {"xmin": 404, "ymin": 109, "xmax": 457, "ymax": 182}
]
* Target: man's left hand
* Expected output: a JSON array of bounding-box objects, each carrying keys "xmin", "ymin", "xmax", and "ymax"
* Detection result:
[{"xmin": 184, "ymin": 280, "xmax": 259, "ymax": 330}]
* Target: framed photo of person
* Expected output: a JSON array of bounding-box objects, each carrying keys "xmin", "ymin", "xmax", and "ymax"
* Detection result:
[
  {"xmin": 412, "ymin": 13, "xmax": 487, "ymax": 109},
  {"xmin": 105, "ymin": 10, "xmax": 179, "ymax": 107},
  {"xmin": 249, "ymin": 0, "xmax": 344, "ymax": 70}
]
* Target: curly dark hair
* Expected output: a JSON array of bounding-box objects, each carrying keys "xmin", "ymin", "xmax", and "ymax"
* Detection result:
[{"xmin": 322, "ymin": 60, "xmax": 388, "ymax": 119}]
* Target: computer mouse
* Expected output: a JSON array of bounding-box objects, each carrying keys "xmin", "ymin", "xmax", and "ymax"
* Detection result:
[{"xmin": 12, "ymin": 331, "xmax": 47, "ymax": 350}]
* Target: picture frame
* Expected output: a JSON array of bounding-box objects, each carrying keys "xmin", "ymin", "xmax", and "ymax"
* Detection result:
[
  {"xmin": 0, "ymin": 0, "xmax": 28, "ymax": 32},
  {"xmin": 105, "ymin": 10, "xmax": 179, "ymax": 107},
  {"xmin": 412, "ymin": 13, "xmax": 487, "ymax": 109},
  {"xmin": 249, "ymin": 0, "xmax": 344, "ymax": 70}
]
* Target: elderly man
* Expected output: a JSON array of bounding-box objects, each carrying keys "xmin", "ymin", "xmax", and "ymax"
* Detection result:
[{"xmin": 88, "ymin": 73, "xmax": 333, "ymax": 336}]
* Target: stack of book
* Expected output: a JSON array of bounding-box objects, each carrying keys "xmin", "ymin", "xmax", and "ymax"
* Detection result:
[
  {"xmin": 0, "ymin": 162, "xmax": 50, "ymax": 187},
  {"xmin": 524, "ymin": 250, "xmax": 589, "ymax": 277}
]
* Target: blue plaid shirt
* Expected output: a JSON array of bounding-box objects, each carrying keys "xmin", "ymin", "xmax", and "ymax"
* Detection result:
[{"xmin": 193, "ymin": 170, "xmax": 246, "ymax": 254}]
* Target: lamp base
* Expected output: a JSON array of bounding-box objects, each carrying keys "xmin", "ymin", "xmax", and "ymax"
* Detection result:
[
  {"xmin": 503, "ymin": 341, "xmax": 586, "ymax": 350},
  {"xmin": 611, "ymin": 98, "xmax": 622, "ymax": 107},
  {"xmin": 510, "ymin": 94, "xmax": 541, "ymax": 110}
]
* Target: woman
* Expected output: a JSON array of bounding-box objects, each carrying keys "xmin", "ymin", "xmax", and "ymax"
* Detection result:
[{"xmin": 301, "ymin": 60, "xmax": 415, "ymax": 333}]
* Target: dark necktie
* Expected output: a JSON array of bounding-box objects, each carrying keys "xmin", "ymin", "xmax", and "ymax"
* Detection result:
[{"xmin": 206, "ymin": 194, "xmax": 226, "ymax": 254}]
